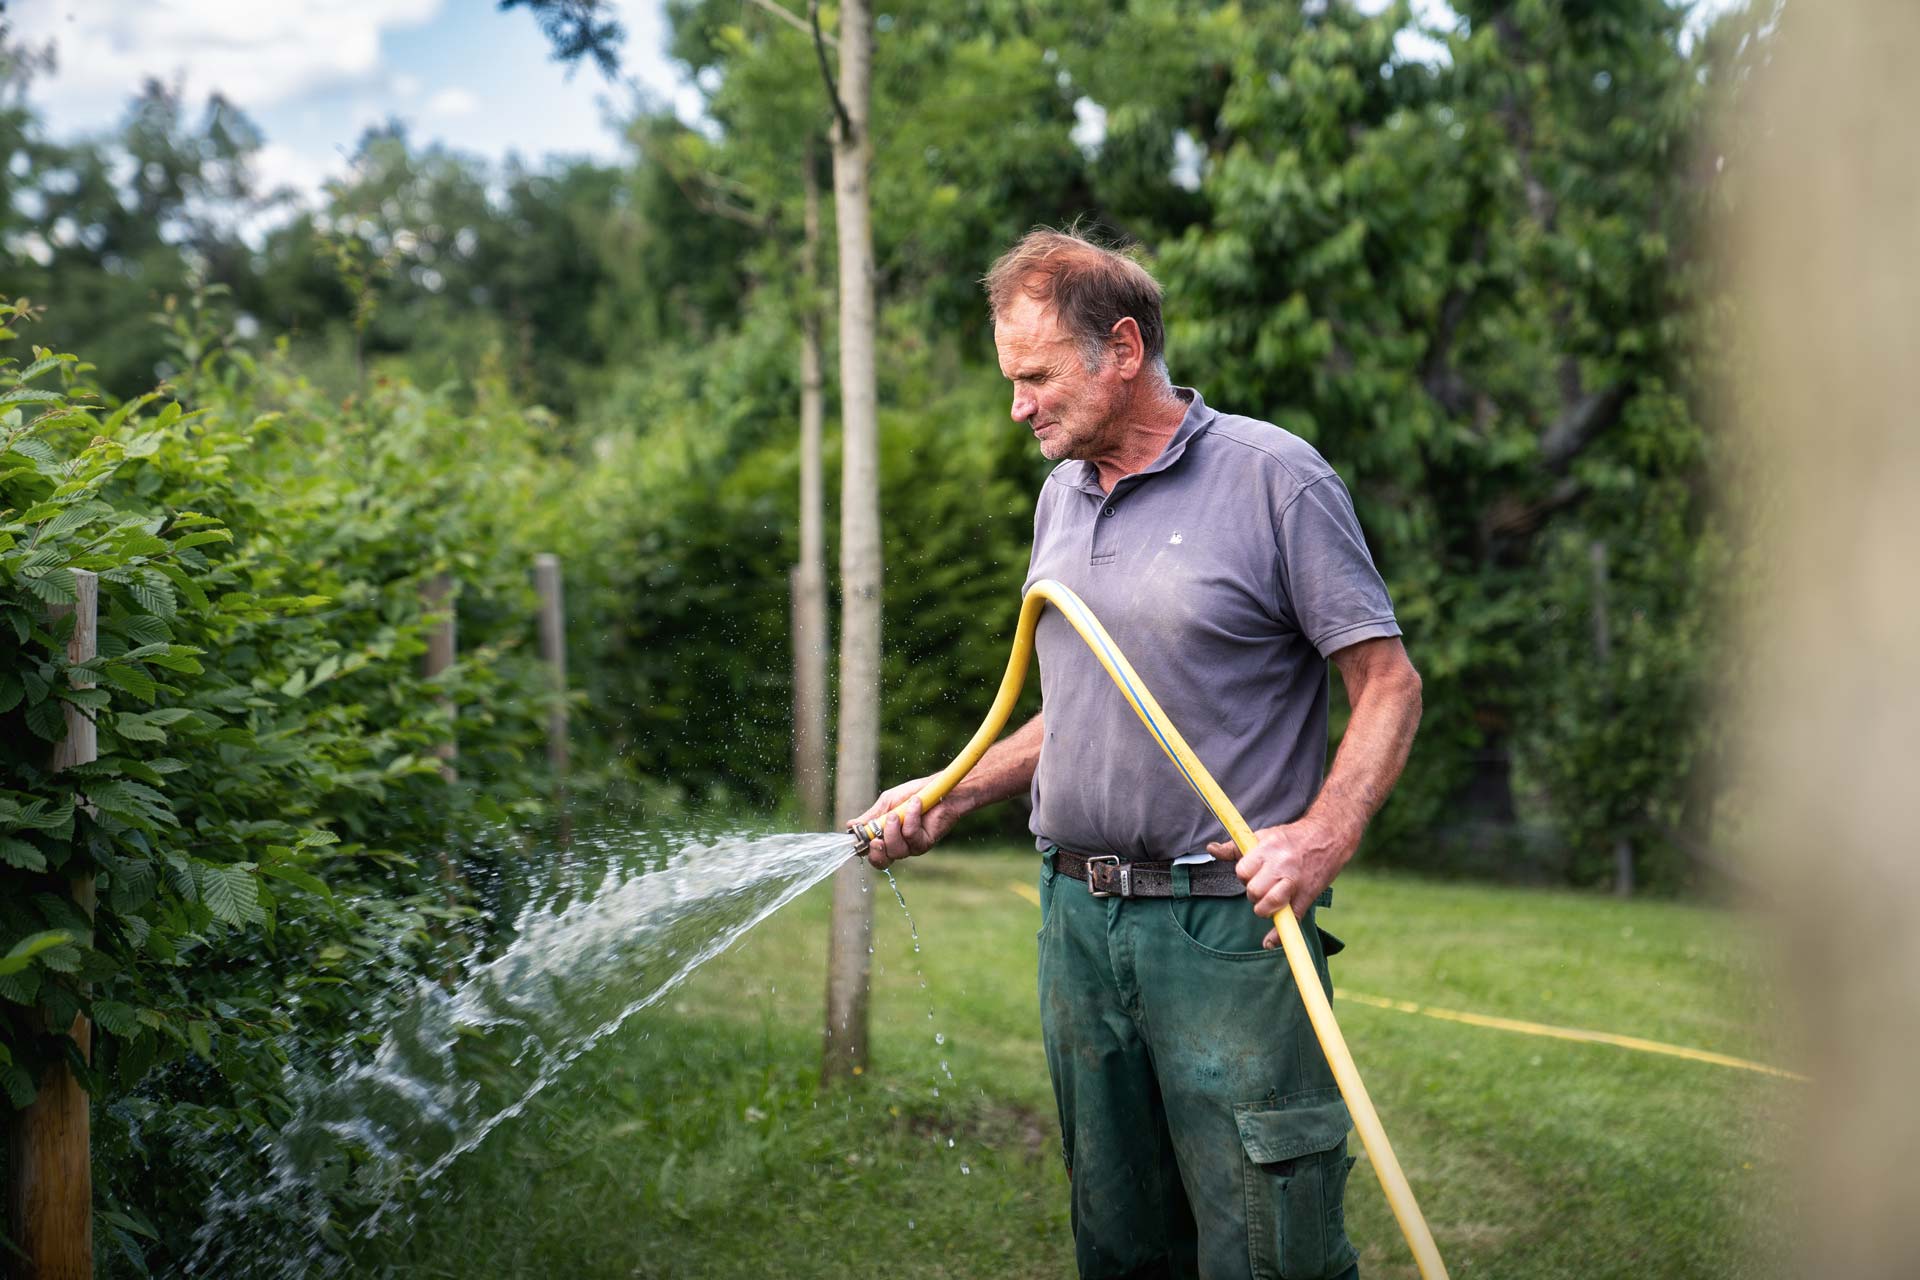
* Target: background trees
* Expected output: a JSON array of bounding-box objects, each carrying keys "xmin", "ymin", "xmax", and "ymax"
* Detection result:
[{"xmin": 0, "ymin": 1, "xmax": 1744, "ymax": 889}]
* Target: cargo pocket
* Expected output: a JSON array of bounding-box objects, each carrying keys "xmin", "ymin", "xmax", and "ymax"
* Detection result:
[{"xmin": 1235, "ymin": 1091, "xmax": 1360, "ymax": 1280}]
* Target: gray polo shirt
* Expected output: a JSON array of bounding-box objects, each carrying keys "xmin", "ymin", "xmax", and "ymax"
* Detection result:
[{"xmin": 1023, "ymin": 387, "xmax": 1401, "ymax": 860}]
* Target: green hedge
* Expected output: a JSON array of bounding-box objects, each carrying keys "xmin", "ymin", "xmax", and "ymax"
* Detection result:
[{"xmin": 0, "ymin": 296, "xmax": 584, "ymax": 1268}]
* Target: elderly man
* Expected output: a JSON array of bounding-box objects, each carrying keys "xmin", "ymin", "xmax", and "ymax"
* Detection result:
[{"xmin": 852, "ymin": 229, "xmax": 1422, "ymax": 1280}]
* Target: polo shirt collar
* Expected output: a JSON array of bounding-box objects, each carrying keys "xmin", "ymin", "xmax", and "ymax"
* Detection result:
[{"xmin": 1057, "ymin": 386, "xmax": 1217, "ymax": 496}]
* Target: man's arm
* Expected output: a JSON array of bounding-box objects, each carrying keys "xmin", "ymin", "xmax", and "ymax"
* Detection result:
[
  {"xmin": 854, "ymin": 713, "xmax": 1044, "ymax": 868},
  {"xmin": 1307, "ymin": 636, "xmax": 1424, "ymax": 842},
  {"xmin": 1207, "ymin": 636, "xmax": 1422, "ymax": 941}
]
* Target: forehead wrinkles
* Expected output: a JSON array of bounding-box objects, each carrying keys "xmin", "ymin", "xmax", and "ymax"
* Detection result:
[{"xmin": 995, "ymin": 301, "xmax": 1076, "ymax": 378}]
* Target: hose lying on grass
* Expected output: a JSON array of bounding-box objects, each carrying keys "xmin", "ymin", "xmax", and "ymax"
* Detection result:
[{"xmin": 852, "ymin": 578, "xmax": 1450, "ymax": 1280}]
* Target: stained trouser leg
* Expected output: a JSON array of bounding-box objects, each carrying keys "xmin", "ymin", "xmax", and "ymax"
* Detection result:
[
  {"xmin": 1037, "ymin": 857, "xmax": 1196, "ymax": 1279},
  {"xmin": 1134, "ymin": 893, "xmax": 1361, "ymax": 1280}
]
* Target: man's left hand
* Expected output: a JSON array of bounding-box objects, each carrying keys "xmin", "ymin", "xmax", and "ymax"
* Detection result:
[{"xmin": 1206, "ymin": 815, "xmax": 1358, "ymax": 949}]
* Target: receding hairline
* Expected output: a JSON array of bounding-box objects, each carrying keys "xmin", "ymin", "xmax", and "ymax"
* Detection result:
[{"xmin": 982, "ymin": 230, "xmax": 1162, "ymax": 323}]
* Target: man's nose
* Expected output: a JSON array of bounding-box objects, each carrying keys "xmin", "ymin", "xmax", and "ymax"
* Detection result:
[{"xmin": 1011, "ymin": 390, "xmax": 1035, "ymax": 422}]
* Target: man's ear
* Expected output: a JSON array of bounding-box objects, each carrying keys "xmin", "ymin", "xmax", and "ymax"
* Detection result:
[{"xmin": 1108, "ymin": 316, "xmax": 1146, "ymax": 379}]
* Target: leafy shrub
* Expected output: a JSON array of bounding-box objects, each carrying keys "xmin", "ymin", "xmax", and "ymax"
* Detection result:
[{"xmin": 0, "ymin": 296, "xmax": 576, "ymax": 1269}]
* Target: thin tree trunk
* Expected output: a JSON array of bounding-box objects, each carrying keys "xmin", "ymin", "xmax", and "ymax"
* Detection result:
[
  {"xmin": 1590, "ymin": 541, "xmax": 1633, "ymax": 897},
  {"xmin": 793, "ymin": 139, "xmax": 831, "ymax": 830},
  {"xmin": 822, "ymin": 0, "xmax": 879, "ymax": 1085}
]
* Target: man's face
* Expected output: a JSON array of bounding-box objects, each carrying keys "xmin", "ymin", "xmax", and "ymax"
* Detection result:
[{"xmin": 994, "ymin": 293, "xmax": 1126, "ymax": 463}]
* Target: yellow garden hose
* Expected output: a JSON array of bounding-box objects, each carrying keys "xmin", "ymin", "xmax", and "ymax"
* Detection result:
[{"xmin": 853, "ymin": 578, "xmax": 1450, "ymax": 1280}]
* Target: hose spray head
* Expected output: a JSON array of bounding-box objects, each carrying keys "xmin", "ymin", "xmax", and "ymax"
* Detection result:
[{"xmin": 848, "ymin": 818, "xmax": 882, "ymax": 859}]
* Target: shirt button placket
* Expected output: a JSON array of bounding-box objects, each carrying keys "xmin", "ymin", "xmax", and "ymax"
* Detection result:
[{"xmin": 1090, "ymin": 495, "xmax": 1118, "ymax": 563}]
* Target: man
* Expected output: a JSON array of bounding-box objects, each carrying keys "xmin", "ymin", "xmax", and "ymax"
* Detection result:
[{"xmin": 852, "ymin": 229, "xmax": 1423, "ymax": 1280}]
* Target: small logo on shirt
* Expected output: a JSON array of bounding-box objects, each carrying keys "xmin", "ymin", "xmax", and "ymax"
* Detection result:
[{"xmin": 1168, "ymin": 532, "xmax": 1183, "ymax": 545}]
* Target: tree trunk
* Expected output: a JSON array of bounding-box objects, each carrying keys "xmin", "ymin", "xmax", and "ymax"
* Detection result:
[
  {"xmin": 822, "ymin": 0, "xmax": 879, "ymax": 1085},
  {"xmin": 1729, "ymin": 2, "xmax": 1920, "ymax": 1268},
  {"xmin": 1589, "ymin": 541, "xmax": 1633, "ymax": 897},
  {"xmin": 793, "ymin": 140, "xmax": 831, "ymax": 830}
]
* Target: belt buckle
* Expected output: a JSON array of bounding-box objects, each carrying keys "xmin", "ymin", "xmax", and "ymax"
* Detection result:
[{"xmin": 1084, "ymin": 855, "xmax": 1127, "ymax": 898}]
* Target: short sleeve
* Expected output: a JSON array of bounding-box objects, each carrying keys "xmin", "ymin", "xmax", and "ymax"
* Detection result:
[{"xmin": 1275, "ymin": 474, "xmax": 1402, "ymax": 658}]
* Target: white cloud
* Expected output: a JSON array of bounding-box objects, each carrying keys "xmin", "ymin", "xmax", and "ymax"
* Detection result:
[
  {"xmin": 12, "ymin": 0, "xmax": 445, "ymax": 132},
  {"xmin": 424, "ymin": 86, "xmax": 480, "ymax": 119},
  {"xmin": 250, "ymin": 139, "xmax": 343, "ymax": 204}
]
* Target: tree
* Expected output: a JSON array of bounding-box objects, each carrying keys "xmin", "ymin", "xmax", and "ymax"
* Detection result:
[
  {"xmin": 819, "ymin": 0, "xmax": 880, "ymax": 1084},
  {"xmin": 792, "ymin": 141, "xmax": 831, "ymax": 828},
  {"xmin": 1155, "ymin": 0, "xmax": 1722, "ymax": 885}
]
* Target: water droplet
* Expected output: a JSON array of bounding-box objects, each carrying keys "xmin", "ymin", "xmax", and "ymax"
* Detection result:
[
  {"xmin": 934, "ymin": 1032, "xmax": 945, "ymax": 1045},
  {"xmin": 947, "ymin": 1137, "xmax": 955, "ymax": 1147},
  {"xmin": 908, "ymin": 1219, "xmax": 916, "ymax": 1230},
  {"xmin": 960, "ymin": 1163, "xmax": 971, "ymax": 1175}
]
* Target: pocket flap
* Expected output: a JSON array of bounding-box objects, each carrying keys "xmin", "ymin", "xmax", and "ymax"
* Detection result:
[{"xmin": 1234, "ymin": 1096, "xmax": 1352, "ymax": 1165}]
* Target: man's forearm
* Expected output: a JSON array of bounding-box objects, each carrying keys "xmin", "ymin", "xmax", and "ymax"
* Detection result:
[
  {"xmin": 943, "ymin": 713, "xmax": 1044, "ymax": 817},
  {"xmin": 1308, "ymin": 648, "xmax": 1422, "ymax": 848}
]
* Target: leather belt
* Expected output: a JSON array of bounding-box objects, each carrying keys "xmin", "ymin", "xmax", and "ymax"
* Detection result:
[
  {"xmin": 1050, "ymin": 847, "xmax": 1335, "ymax": 907},
  {"xmin": 1052, "ymin": 847, "xmax": 1246, "ymax": 899}
]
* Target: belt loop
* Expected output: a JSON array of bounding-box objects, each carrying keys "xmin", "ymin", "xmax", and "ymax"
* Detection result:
[{"xmin": 1170, "ymin": 864, "xmax": 1193, "ymax": 899}]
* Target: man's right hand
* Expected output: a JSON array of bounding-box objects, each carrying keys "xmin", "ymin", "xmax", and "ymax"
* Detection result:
[{"xmin": 850, "ymin": 773, "xmax": 954, "ymax": 869}]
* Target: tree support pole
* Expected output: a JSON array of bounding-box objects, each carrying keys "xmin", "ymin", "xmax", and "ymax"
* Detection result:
[
  {"xmin": 6, "ymin": 569, "xmax": 99, "ymax": 1280},
  {"xmin": 534, "ymin": 554, "xmax": 571, "ymax": 848}
]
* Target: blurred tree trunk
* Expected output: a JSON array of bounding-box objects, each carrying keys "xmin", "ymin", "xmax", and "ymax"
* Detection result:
[
  {"xmin": 1588, "ymin": 540, "xmax": 1633, "ymax": 897},
  {"xmin": 1731, "ymin": 1, "xmax": 1920, "ymax": 1268},
  {"xmin": 820, "ymin": 0, "xmax": 878, "ymax": 1085},
  {"xmin": 792, "ymin": 139, "xmax": 831, "ymax": 829}
]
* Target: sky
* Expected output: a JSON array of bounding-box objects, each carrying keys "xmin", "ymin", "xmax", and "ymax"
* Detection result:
[{"xmin": 9, "ymin": 0, "xmax": 695, "ymax": 203}]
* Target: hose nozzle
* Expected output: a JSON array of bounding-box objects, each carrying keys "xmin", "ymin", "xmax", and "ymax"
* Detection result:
[{"xmin": 848, "ymin": 819, "xmax": 881, "ymax": 858}]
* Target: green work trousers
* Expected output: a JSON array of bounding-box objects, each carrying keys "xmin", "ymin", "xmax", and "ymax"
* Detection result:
[{"xmin": 1036, "ymin": 850, "xmax": 1362, "ymax": 1280}]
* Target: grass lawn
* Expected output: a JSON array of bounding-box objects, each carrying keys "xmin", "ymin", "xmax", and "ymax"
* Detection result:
[{"xmin": 366, "ymin": 847, "xmax": 1797, "ymax": 1278}]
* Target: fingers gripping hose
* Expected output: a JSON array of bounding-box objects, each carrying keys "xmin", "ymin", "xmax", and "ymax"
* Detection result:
[{"xmin": 853, "ymin": 579, "xmax": 1450, "ymax": 1280}]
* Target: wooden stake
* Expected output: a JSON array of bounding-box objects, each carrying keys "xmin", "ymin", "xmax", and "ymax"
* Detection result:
[
  {"xmin": 534, "ymin": 554, "xmax": 571, "ymax": 848},
  {"xmin": 6, "ymin": 569, "xmax": 98, "ymax": 1280},
  {"xmin": 421, "ymin": 572, "xmax": 457, "ymax": 784}
]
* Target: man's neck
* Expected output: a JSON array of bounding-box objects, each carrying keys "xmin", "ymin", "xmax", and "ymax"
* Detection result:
[{"xmin": 1091, "ymin": 385, "xmax": 1190, "ymax": 493}]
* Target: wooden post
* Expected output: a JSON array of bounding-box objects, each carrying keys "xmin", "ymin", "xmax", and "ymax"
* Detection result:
[
  {"xmin": 421, "ymin": 572, "xmax": 457, "ymax": 784},
  {"xmin": 1589, "ymin": 541, "xmax": 1634, "ymax": 898},
  {"xmin": 534, "ymin": 554, "xmax": 570, "ymax": 848},
  {"xmin": 419, "ymin": 572, "xmax": 463, "ymax": 895},
  {"xmin": 6, "ymin": 569, "xmax": 98, "ymax": 1280}
]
